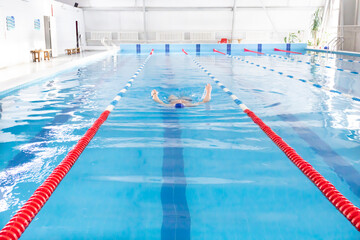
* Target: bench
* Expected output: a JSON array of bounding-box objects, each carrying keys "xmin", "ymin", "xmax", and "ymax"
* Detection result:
[
  {"xmin": 30, "ymin": 50, "xmax": 42, "ymax": 62},
  {"xmin": 65, "ymin": 48, "xmax": 81, "ymax": 55},
  {"xmin": 43, "ymin": 49, "xmax": 52, "ymax": 60}
]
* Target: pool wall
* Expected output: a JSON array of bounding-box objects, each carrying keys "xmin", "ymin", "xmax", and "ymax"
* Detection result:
[
  {"xmin": 119, "ymin": 43, "xmax": 308, "ymax": 54},
  {"xmin": 305, "ymin": 48, "xmax": 360, "ymax": 57}
]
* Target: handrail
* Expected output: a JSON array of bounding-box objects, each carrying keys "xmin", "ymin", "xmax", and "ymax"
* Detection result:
[
  {"xmin": 101, "ymin": 37, "xmax": 119, "ymax": 51},
  {"xmin": 334, "ymin": 37, "xmax": 344, "ymax": 51},
  {"xmin": 101, "ymin": 37, "xmax": 111, "ymax": 50},
  {"xmin": 327, "ymin": 37, "xmax": 344, "ymax": 52}
]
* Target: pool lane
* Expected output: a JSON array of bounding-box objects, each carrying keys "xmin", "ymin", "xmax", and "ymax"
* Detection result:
[
  {"xmin": 161, "ymin": 112, "xmax": 190, "ymax": 239},
  {"xmin": 1, "ymin": 53, "xmax": 360, "ymax": 239},
  {"xmin": 161, "ymin": 55, "xmax": 191, "ymax": 239},
  {"xmin": 0, "ymin": 54, "xmax": 146, "ymax": 235},
  {"xmin": 208, "ymin": 52, "xmax": 360, "ymax": 199},
  {"xmin": 195, "ymin": 53, "xmax": 359, "ymax": 232}
]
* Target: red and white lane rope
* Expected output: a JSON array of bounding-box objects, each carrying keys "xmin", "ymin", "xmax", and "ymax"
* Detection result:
[
  {"xmin": 246, "ymin": 48, "xmax": 359, "ymax": 75},
  {"xmin": 213, "ymin": 49, "xmax": 360, "ymax": 102},
  {"xmin": 274, "ymin": 48, "xmax": 302, "ymax": 54},
  {"xmin": 0, "ymin": 50, "xmax": 154, "ymax": 240},
  {"xmin": 305, "ymin": 52, "xmax": 360, "ymax": 64},
  {"xmin": 182, "ymin": 49, "xmax": 360, "ymax": 232},
  {"xmin": 244, "ymin": 48, "xmax": 264, "ymax": 55}
]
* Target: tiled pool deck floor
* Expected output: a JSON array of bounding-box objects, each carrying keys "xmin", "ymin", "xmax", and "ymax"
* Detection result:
[{"xmin": 0, "ymin": 51, "xmax": 110, "ymax": 94}]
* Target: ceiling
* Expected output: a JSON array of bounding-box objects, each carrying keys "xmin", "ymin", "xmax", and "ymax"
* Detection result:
[{"xmin": 55, "ymin": 0, "xmax": 326, "ymax": 9}]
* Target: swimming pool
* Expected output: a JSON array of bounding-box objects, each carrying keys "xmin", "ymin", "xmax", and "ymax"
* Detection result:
[{"xmin": 1, "ymin": 47, "xmax": 360, "ymax": 239}]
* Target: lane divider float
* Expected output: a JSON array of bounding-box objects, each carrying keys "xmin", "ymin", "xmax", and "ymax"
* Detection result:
[
  {"xmin": 305, "ymin": 53, "xmax": 360, "ymax": 64},
  {"xmin": 271, "ymin": 52, "xmax": 359, "ymax": 75},
  {"xmin": 244, "ymin": 48, "xmax": 264, "ymax": 55},
  {"xmin": 274, "ymin": 48, "xmax": 302, "ymax": 54},
  {"xmin": 244, "ymin": 48, "xmax": 359, "ymax": 75},
  {"xmin": 182, "ymin": 49, "xmax": 360, "ymax": 232},
  {"xmin": 0, "ymin": 49, "xmax": 154, "ymax": 240},
  {"xmin": 213, "ymin": 49, "xmax": 360, "ymax": 102},
  {"xmin": 213, "ymin": 49, "xmax": 225, "ymax": 55}
]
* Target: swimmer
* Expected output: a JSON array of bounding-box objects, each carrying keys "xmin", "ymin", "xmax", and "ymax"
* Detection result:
[{"xmin": 151, "ymin": 84, "xmax": 212, "ymax": 108}]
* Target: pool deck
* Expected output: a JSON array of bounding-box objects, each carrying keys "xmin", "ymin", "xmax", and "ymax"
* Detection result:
[{"xmin": 0, "ymin": 50, "xmax": 118, "ymax": 95}]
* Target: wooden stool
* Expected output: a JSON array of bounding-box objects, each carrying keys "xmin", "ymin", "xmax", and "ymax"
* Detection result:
[
  {"xmin": 65, "ymin": 49, "xmax": 72, "ymax": 55},
  {"xmin": 72, "ymin": 48, "xmax": 77, "ymax": 54},
  {"xmin": 76, "ymin": 48, "xmax": 80, "ymax": 53},
  {"xmin": 30, "ymin": 50, "xmax": 42, "ymax": 62},
  {"xmin": 43, "ymin": 50, "xmax": 51, "ymax": 60}
]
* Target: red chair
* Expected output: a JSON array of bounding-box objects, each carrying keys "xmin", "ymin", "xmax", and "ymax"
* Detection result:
[{"xmin": 218, "ymin": 38, "xmax": 228, "ymax": 44}]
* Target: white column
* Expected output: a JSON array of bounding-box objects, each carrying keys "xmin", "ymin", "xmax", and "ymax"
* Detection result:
[
  {"xmin": 143, "ymin": 0, "xmax": 147, "ymax": 43},
  {"xmin": 231, "ymin": 0, "xmax": 237, "ymax": 43}
]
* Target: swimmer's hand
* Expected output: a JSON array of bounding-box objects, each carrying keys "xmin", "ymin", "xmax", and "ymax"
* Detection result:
[
  {"xmin": 151, "ymin": 89, "xmax": 169, "ymax": 106},
  {"xmin": 205, "ymin": 84, "xmax": 212, "ymax": 93},
  {"xmin": 151, "ymin": 89, "xmax": 158, "ymax": 99},
  {"xmin": 203, "ymin": 84, "xmax": 212, "ymax": 103}
]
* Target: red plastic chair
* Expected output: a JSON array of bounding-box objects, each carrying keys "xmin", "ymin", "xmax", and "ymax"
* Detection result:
[{"xmin": 218, "ymin": 38, "xmax": 228, "ymax": 44}]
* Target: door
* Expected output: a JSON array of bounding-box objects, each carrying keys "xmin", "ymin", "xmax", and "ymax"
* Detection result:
[
  {"xmin": 44, "ymin": 16, "xmax": 52, "ymax": 49},
  {"xmin": 75, "ymin": 20, "xmax": 79, "ymax": 48}
]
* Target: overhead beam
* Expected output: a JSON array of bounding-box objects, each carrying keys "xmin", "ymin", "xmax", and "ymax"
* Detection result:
[{"xmin": 81, "ymin": 6, "xmax": 325, "ymax": 11}]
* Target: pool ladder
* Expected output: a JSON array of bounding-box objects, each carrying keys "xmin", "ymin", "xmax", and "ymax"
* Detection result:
[{"xmin": 326, "ymin": 36, "xmax": 344, "ymax": 51}]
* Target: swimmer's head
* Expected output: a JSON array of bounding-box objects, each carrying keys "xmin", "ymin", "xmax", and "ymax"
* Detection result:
[{"xmin": 174, "ymin": 103, "xmax": 185, "ymax": 108}]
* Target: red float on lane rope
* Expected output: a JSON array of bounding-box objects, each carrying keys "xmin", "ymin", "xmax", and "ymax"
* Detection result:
[
  {"xmin": 185, "ymin": 50, "xmax": 360, "ymax": 231},
  {"xmin": 244, "ymin": 48, "xmax": 264, "ymax": 55},
  {"xmin": 0, "ymin": 110, "xmax": 110, "ymax": 240},
  {"xmin": 0, "ymin": 50, "xmax": 154, "ymax": 240},
  {"xmin": 244, "ymin": 108, "xmax": 360, "ymax": 231},
  {"xmin": 274, "ymin": 48, "xmax": 302, "ymax": 54},
  {"xmin": 182, "ymin": 49, "xmax": 188, "ymax": 55},
  {"xmin": 213, "ymin": 49, "xmax": 226, "ymax": 55}
]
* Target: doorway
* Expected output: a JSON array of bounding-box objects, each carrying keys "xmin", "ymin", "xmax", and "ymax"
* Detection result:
[
  {"xmin": 75, "ymin": 20, "xmax": 79, "ymax": 48},
  {"xmin": 44, "ymin": 16, "xmax": 52, "ymax": 49}
]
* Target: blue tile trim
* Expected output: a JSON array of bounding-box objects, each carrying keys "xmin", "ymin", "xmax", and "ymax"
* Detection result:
[
  {"xmin": 227, "ymin": 44, "xmax": 231, "ymax": 55},
  {"xmin": 286, "ymin": 43, "xmax": 291, "ymax": 51},
  {"xmin": 136, "ymin": 44, "xmax": 141, "ymax": 54},
  {"xmin": 196, "ymin": 44, "xmax": 200, "ymax": 54},
  {"xmin": 165, "ymin": 44, "xmax": 169, "ymax": 53},
  {"xmin": 257, "ymin": 44, "xmax": 262, "ymax": 53}
]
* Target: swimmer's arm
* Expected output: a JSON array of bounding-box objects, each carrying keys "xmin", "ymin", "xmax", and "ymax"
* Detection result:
[
  {"xmin": 184, "ymin": 100, "xmax": 207, "ymax": 107},
  {"xmin": 186, "ymin": 84, "xmax": 212, "ymax": 107},
  {"xmin": 151, "ymin": 90, "xmax": 172, "ymax": 107}
]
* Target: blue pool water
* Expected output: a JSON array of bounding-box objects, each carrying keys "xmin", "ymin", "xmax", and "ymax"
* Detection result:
[{"xmin": 0, "ymin": 50, "xmax": 360, "ymax": 239}]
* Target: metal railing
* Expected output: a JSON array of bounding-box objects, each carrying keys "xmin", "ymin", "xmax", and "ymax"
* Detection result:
[{"xmin": 326, "ymin": 36, "xmax": 344, "ymax": 51}]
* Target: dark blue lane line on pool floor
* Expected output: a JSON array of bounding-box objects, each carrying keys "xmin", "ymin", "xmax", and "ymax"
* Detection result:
[
  {"xmin": 279, "ymin": 114, "xmax": 360, "ymax": 198},
  {"xmin": 161, "ymin": 112, "xmax": 191, "ymax": 240}
]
